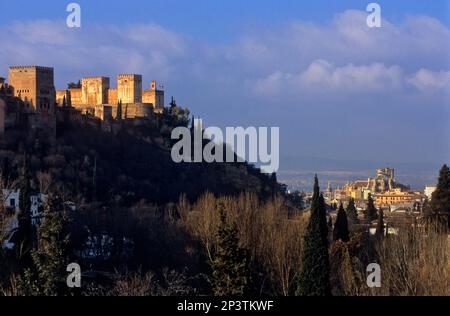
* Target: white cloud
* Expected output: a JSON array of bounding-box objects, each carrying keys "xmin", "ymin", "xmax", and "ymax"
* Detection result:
[
  {"xmin": 407, "ymin": 69, "xmax": 450, "ymax": 93},
  {"xmin": 254, "ymin": 60, "xmax": 405, "ymax": 96},
  {"xmin": 0, "ymin": 10, "xmax": 449, "ymax": 99},
  {"xmin": 0, "ymin": 20, "xmax": 188, "ymax": 85}
]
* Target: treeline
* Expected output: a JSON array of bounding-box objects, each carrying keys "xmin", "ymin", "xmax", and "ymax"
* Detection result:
[
  {"xmin": 0, "ymin": 179, "xmax": 449, "ymax": 296},
  {"xmin": 0, "ymin": 107, "xmax": 449, "ymax": 295}
]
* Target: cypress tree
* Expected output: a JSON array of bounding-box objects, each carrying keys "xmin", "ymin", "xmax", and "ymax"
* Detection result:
[
  {"xmin": 364, "ymin": 194, "xmax": 378, "ymax": 223},
  {"xmin": 376, "ymin": 208, "xmax": 385, "ymax": 238},
  {"xmin": 116, "ymin": 100, "xmax": 122, "ymax": 120},
  {"xmin": 210, "ymin": 203, "xmax": 249, "ymax": 296},
  {"xmin": 319, "ymin": 193, "xmax": 329, "ymax": 247},
  {"xmin": 346, "ymin": 198, "xmax": 358, "ymax": 223},
  {"xmin": 429, "ymin": 164, "xmax": 450, "ymax": 229},
  {"xmin": 333, "ymin": 203, "xmax": 350, "ymax": 242},
  {"xmin": 296, "ymin": 176, "xmax": 331, "ymax": 296},
  {"xmin": 16, "ymin": 156, "xmax": 32, "ymax": 259},
  {"xmin": 18, "ymin": 194, "xmax": 71, "ymax": 296}
]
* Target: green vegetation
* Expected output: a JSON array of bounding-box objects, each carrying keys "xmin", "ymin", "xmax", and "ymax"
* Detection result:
[
  {"xmin": 296, "ymin": 176, "xmax": 331, "ymax": 296},
  {"xmin": 210, "ymin": 203, "xmax": 250, "ymax": 296},
  {"xmin": 333, "ymin": 203, "xmax": 350, "ymax": 242}
]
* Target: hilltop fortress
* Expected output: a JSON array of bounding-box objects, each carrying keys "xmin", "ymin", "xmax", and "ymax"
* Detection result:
[
  {"xmin": 0, "ymin": 65, "xmax": 166, "ymax": 134},
  {"xmin": 56, "ymin": 73, "xmax": 164, "ymax": 119}
]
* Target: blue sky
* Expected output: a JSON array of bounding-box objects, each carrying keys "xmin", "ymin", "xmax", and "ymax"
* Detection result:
[
  {"xmin": 1, "ymin": 1, "xmax": 449, "ymax": 39},
  {"xmin": 0, "ymin": 0, "xmax": 449, "ymax": 183}
]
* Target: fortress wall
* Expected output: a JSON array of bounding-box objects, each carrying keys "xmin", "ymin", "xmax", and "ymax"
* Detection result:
[
  {"xmin": 69, "ymin": 88, "xmax": 82, "ymax": 106},
  {"xmin": 108, "ymin": 88, "xmax": 118, "ymax": 105}
]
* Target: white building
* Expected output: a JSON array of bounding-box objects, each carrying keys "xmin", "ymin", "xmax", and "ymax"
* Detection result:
[{"xmin": 2, "ymin": 189, "xmax": 47, "ymax": 225}]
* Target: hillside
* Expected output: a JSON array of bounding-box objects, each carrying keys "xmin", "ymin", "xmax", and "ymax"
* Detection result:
[{"xmin": 0, "ymin": 107, "xmax": 281, "ymax": 208}]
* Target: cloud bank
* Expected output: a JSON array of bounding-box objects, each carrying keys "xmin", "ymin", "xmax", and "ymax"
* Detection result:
[{"xmin": 0, "ymin": 10, "xmax": 448, "ymax": 97}]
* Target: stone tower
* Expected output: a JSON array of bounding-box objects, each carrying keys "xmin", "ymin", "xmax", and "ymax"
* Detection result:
[
  {"xmin": 81, "ymin": 77, "xmax": 110, "ymax": 105},
  {"xmin": 143, "ymin": 80, "xmax": 164, "ymax": 109},
  {"xmin": 8, "ymin": 66, "xmax": 55, "ymax": 113},
  {"xmin": 117, "ymin": 74, "xmax": 142, "ymax": 104}
]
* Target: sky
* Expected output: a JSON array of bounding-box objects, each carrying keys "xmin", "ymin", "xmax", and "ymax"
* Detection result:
[{"xmin": 0, "ymin": 0, "xmax": 449, "ymax": 182}]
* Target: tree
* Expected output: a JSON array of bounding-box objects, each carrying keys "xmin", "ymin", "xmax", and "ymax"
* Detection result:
[
  {"xmin": 319, "ymin": 194, "xmax": 329, "ymax": 247},
  {"xmin": 1, "ymin": 157, "xmax": 11, "ymax": 187},
  {"xmin": 67, "ymin": 80, "xmax": 81, "ymax": 89},
  {"xmin": 333, "ymin": 203, "xmax": 350, "ymax": 242},
  {"xmin": 346, "ymin": 198, "xmax": 358, "ymax": 223},
  {"xmin": 16, "ymin": 156, "xmax": 33, "ymax": 259},
  {"xmin": 364, "ymin": 194, "xmax": 378, "ymax": 223},
  {"xmin": 18, "ymin": 194, "xmax": 71, "ymax": 296},
  {"xmin": 170, "ymin": 96, "xmax": 177, "ymax": 108},
  {"xmin": 210, "ymin": 202, "xmax": 249, "ymax": 296},
  {"xmin": 116, "ymin": 100, "xmax": 123, "ymax": 120},
  {"xmin": 376, "ymin": 208, "xmax": 385, "ymax": 238},
  {"xmin": 296, "ymin": 176, "xmax": 331, "ymax": 296},
  {"xmin": 429, "ymin": 164, "xmax": 450, "ymax": 230}
]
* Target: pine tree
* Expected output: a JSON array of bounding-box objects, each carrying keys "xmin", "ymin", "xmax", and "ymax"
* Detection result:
[
  {"xmin": 296, "ymin": 176, "xmax": 331, "ymax": 296},
  {"xmin": 210, "ymin": 203, "xmax": 249, "ymax": 296},
  {"xmin": 364, "ymin": 194, "xmax": 378, "ymax": 223},
  {"xmin": 429, "ymin": 164, "xmax": 450, "ymax": 229},
  {"xmin": 376, "ymin": 208, "xmax": 385, "ymax": 238},
  {"xmin": 346, "ymin": 198, "xmax": 358, "ymax": 223},
  {"xmin": 333, "ymin": 203, "xmax": 350, "ymax": 242},
  {"xmin": 18, "ymin": 194, "xmax": 71, "ymax": 296}
]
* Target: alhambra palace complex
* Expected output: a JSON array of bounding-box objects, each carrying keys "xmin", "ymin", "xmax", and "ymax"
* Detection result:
[
  {"xmin": 0, "ymin": 65, "xmax": 435, "ymax": 220},
  {"xmin": 0, "ymin": 65, "xmax": 165, "ymax": 134}
]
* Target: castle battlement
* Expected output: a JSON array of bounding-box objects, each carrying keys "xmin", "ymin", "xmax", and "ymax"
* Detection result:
[
  {"xmin": 81, "ymin": 76, "xmax": 109, "ymax": 80},
  {"xmin": 9, "ymin": 66, "xmax": 53, "ymax": 71},
  {"xmin": 117, "ymin": 74, "xmax": 142, "ymax": 79},
  {"xmin": 3, "ymin": 65, "xmax": 166, "ymax": 124}
]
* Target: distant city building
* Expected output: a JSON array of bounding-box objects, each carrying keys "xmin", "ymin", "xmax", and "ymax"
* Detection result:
[
  {"xmin": 332, "ymin": 167, "xmax": 426, "ymax": 211},
  {"xmin": 337, "ymin": 167, "xmax": 397, "ymax": 202},
  {"xmin": 374, "ymin": 188, "xmax": 423, "ymax": 207}
]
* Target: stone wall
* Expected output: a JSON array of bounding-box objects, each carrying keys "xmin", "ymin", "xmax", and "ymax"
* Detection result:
[
  {"xmin": 108, "ymin": 88, "xmax": 118, "ymax": 105},
  {"xmin": 69, "ymin": 88, "xmax": 82, "ymax": 106}
]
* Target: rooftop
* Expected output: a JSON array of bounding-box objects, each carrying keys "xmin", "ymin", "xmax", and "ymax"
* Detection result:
[{"xmin": 9, "ymin": 65, "xmax": 53, "ymax": 71}]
